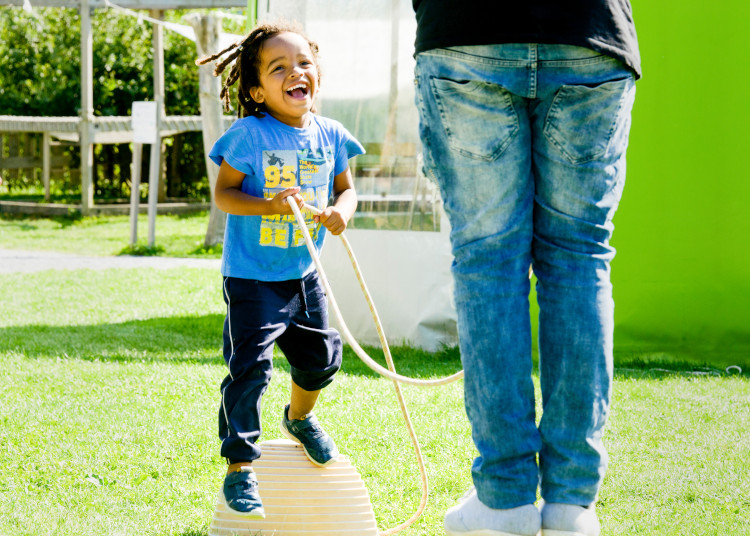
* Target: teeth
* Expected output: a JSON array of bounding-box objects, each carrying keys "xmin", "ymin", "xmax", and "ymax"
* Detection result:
[{"xmin": 288, "ymin": 83, "xmax": 307, "ymax": 91}]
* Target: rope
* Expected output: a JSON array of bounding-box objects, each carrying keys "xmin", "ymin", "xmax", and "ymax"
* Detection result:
[
  {"xmin": 288, "ymin": 200, "xmax": 463, "ymax": 535},
  {"xmin": 291, "ymin": 202, "xmax": 464, "ymax": 387}
]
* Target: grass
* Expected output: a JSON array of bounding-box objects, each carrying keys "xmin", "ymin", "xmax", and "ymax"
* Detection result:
[
  {"xmin": 0, "ymin": 209, "xmax": 439, "ymax": 260},
  {"xmin": 1, "ymin": 213, "xmax": 749, "ymax": 535},
  {"xmin": 0, "ymin": 212, "xmax": 220, "ymax": 258}
]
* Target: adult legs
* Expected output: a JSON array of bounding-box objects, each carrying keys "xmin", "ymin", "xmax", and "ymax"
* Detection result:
[
  {"xmin": 416, "ymin": 44, "xmax": 637, "ymax": 516},
  {"xmin": 415, "ymin": 46, "xmax": 540, "ymax": 509},
  {"xmin": 530, "ymin": 48, "xmax": 636, "ymax": 506}
]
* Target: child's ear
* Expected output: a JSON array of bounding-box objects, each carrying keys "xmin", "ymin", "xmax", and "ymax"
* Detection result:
[{"xmin": 249, "ymin": 86, "xmax": 265, "ymax": 104}]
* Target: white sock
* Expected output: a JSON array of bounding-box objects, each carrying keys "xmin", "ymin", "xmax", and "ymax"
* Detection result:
[
  {"xmin": 541, "ymin": 503, "xmax": 600, "ymax": 536},
  {"xmin": 445, "ymin": 488, "xmax": 541, "ymax": 536}
]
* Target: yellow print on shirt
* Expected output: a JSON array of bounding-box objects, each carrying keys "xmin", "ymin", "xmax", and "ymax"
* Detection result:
[
  {"xmin": 297, "ymin": 147, "xmax": 332, "ymax": 186},
  {"xmin": 259, "ymin": 150, "xmax": 326, "ymax": 249},
  {"xmin": 262, "ymin": 150, "xmax": 296, "ymax": 188},
  {"xmin": 298, "ymin": 160, "xmax": 320, "ymax": 186},
  {"xmin": 264, "ymin": 164, "xmax": 296, "ymax": 188},
  {"xmin": 259, "ymin": 221, "xmax": 290, "ymax": 248},
  {"xmin": 259, "ymin": 187, "xmax": 320, "ymax": 248},
  {"xmin": 292, "ymin": 222, "xmax": 319, "ymax": 247}
]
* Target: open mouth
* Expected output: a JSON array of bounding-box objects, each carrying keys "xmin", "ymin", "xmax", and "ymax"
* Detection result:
[{"xmin": 286, "ymin": 83, "xmax": 309, "ymax": 99}]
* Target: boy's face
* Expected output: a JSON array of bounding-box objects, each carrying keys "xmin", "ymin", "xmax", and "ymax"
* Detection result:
[{"xmin": 250, "ymin": 32, "xmax": 319, "ymax": 128}]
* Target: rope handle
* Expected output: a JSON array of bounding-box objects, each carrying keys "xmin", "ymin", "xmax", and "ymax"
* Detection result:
[{"xmin": 289, "ymin": 200, "xmax": 463, "ymax": 535}]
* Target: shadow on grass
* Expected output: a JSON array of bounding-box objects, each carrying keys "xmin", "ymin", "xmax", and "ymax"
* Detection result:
[
  {"xmin": 339, "ymin": 343, "xmax": 463, "ymax": 380},
  {"xmin": 4, "ymin": 312, "xmax": 739, "ymax": 381},
  {"xmin": 613, "ymin": 347, "xmax": 749, "ymax": 379},
  {"xmin": 0, "ymin": 314, "xmax": 464, "ymax": 379},
  {"xmin": 0, "ymin": 211, "xmax": 83, "ymax": 227}
]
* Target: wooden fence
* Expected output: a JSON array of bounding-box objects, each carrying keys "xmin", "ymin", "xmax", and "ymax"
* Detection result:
[
  {"xmin": 0, "ymin": 131, "xmax": 204, "ymax": 202},
  {"xmin": 0, "ymin": 133, "xmax": 76, "ymax": 197}
]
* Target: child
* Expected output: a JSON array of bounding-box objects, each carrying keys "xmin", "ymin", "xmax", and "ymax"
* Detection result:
[{"xmin": 197, "ymin": 21, "xmax": 364, "ymax": 518}]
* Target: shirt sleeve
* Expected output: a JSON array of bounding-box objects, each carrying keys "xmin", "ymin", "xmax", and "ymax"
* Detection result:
[
  {"xmin": 208, "ymin": 121, "xmax": 255, "ymax": 176},
  {"xmin": 334, "ymin": 125, "xmax": 365, "ymax": 176}
]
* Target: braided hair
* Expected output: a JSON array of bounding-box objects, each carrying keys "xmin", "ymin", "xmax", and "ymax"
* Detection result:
[{"xmin": 196, "ymin": 21, "xmax": 320, "ymax": 118}]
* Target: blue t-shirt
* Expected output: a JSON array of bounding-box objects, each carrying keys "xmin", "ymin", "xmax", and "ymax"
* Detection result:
[{"xmin": 210, "ymin": 113, "xmax": 365, "ymax": 281}]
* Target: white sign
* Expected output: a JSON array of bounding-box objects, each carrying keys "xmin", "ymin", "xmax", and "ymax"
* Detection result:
[{"xmin": 131, "ymin": 101, "xmax": 158, "ymax": 144}]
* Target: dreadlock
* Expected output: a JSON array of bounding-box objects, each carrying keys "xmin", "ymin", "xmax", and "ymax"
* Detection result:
[{"xmin": 195, "ymin": 21, "xmax": 321, "ymax": 118}]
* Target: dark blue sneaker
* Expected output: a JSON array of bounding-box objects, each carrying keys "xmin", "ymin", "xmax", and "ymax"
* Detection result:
[
  {"xmin": 280, "ymin": 404, "xmax": 339, "ymax": 467},
  {"xmin": 222, "ymin": 467, "xmax": 265, "ymax": 518}
]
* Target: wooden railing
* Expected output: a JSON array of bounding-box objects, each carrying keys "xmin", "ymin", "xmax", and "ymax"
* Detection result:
[
  {"xmin": 0, "ymin": 133, "xmax": 75, "ymax": 198},
  {"xmin": 0, "ymin": 115, "xmax": 234, "ymax": 202}
]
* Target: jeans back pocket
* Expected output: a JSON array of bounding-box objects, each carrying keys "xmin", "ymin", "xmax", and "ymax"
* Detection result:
[
  {"xmin": 543, "ymin": 76, "xmax": 636, "ymax": 165},
  {"xmin": 430, "ymin": 77, "xmax": 519, "ymax": 161}
]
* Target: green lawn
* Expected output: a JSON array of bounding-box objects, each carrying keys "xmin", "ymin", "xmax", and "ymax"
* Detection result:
[
  {"xmin": 0, "ymin": 212, "xmax": 221, "ymax": 258},
  {"xmin": 1, "ymin": 213, "xmax": 749, "ymax": 535}
]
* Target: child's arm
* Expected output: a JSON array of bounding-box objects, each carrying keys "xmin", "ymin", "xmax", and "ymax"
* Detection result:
[
  {"xmin": 214, "ymin": 160, "xmax": 304, "ymax": 216},
  {"xmin": 315, "ymin": 167, "xmax": 357, "ymax": 236}
]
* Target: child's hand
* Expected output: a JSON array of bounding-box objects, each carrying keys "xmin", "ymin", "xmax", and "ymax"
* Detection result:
[
  {"xmin": 270, "ymin": 187, "xmax": 304, "ymax": 215},
  {"xmin": 315, "ymin": 206, "xmax": 348, "ymax": 235}
]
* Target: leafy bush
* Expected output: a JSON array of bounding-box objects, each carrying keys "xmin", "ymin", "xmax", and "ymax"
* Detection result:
[
  {"xmin": 0, "ymin": 6, "xmax": 210, "ymax": 201},
  {"xmin": 0, "ymin": 7, "xmax": 202, "ymax": 116}
]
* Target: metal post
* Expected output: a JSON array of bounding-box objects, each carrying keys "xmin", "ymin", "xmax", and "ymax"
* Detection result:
[
  {"xmin": 147, "ymin": 10, "xmax": 165, "ymax": 248},
  {"xmin": 42, "ymin": 131, "xmax": 51, "ymax": 202},
  {"xmin": 79, "ymin": 0, "xmax": 95, "ymax": 214},
  {"xmin": 130, "ymin": 143, "xmax": 143, "ymax": 246}
]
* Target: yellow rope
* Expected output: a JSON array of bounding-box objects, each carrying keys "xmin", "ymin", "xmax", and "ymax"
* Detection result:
[{"xmin": 289, "ymin": 201, "xmax": 463, "ymax": 535}]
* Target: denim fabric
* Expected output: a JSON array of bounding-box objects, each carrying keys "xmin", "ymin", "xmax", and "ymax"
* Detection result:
[
  {"xmin": 219, "ymin": 272, "xmax": 342, "ymax": 464},
  {"xmin": 414, "ymin": 44, "xmax": 635, "ymax": 508}
]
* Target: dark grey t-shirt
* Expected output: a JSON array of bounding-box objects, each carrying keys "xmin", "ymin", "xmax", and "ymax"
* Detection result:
[{"xmin": 412, "ymin": 0, "xmax": 641, "ymax": 78}]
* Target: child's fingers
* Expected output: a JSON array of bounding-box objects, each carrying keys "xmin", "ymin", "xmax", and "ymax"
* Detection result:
[
  {"xmin": 319, "ymin": 208, "xmax": 347, "ymax": 235},
  {"xmin": 281, "ymin": 190, "xmax": 304, "ymax": 209},
  {"xmin": 279, "ymin": 187, "xmax": 301, "ymax": 200},
  {"xmin": 276, "ymin": 188, "xmax": 302, "ymax": 213},
  {"xmin": 327, "ymin": 220, "xmax": 345, "ymax": 235},
  {"xmin": 313, "ymin": 208, "xmax": 330, "ymax": 226}
]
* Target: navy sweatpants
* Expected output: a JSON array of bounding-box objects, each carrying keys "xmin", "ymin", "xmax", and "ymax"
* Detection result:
[{"xmin": 218, "ymin": 272, "xmax": 342, "ymax": 464}]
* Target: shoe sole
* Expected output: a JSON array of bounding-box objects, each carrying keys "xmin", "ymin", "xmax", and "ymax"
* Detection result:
[
  {"xmin": 280, "ymin": 421, "xmax": 337, "ymax": 468},
  {"xmin": 221, "ymin": 489, "xmax": 266, "ymax": 519}
]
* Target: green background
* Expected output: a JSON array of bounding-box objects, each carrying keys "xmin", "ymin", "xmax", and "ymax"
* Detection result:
[{"xmin": 608, "ymin": 1, "xmax": 750, "ymax": 368}]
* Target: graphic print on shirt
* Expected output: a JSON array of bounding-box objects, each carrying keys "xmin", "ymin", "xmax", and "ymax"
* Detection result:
[{"xmin": 260, "ymin": 147, "xmax": 334, "ymax": 249}]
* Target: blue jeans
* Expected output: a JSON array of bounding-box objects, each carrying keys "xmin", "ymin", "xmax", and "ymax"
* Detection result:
[{"xmin": 414, "ymin": 44, "xmax": 636, "ymax": 508}]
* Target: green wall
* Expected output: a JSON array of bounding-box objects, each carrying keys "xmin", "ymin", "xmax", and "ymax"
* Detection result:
[{"xmin": 610, "ymin": 2, "xmax": 750, "ymax": 368}]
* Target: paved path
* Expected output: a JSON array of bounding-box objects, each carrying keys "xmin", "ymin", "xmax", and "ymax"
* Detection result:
[{"xmin": 0, "ymin": 248, "xmax": 220, "ymax": 273}]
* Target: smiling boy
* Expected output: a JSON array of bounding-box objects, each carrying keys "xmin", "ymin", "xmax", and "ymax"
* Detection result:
[{"xmin": 198, "ymin": 23, "xmax": 364, "ymax": 517}]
